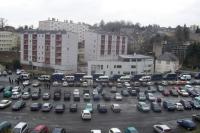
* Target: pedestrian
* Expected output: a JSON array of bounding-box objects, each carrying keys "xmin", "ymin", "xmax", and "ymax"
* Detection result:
[{"xmin": 9, "ymin": 77, "xmax": 11, "ymax": 84}]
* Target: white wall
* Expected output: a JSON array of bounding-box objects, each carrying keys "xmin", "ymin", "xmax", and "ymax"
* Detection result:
[
  {"xmin": 88, "ymin": 59, "xmax": 153, "ymax": 76},
  {"xmin": 155, "ymin": 60, "xmax": 179, "ymax": 73}
]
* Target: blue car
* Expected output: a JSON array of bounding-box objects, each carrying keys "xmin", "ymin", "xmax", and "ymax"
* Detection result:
[
  {"xmin": 124, "ymin": 127, "xmax": 139, "ymax": 133},
  {"xmin": 177, "ymin": 119, "xmax": 196, "ymax": 130}
]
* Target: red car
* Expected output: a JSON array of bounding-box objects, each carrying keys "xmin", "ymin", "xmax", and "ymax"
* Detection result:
[
  {"xmin": 30, "ymin": 125, "xmax": 49, "ymax": 133},
  {"xmin": 162, "ymin": 89, "xmax": 170, "ymax": 96}
]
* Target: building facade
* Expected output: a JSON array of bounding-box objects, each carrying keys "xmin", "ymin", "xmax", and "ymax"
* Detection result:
[
  {"xmin": 84, "ymin": 31, "xmax": 128, "ymax": 63},
  {"xmin": 38, "ymin": 18, "xmax": 89, "ymax": 42},
  {"xmin": 156, "ymin": 52, "xmax": 179, "ymax": 73},
  {"xmin": 0, "ymin": 31, "xmax": 19, "ymax": 51},
  {"xmin": 20, "ymin": 30, "xmax": 78, "ymax": 73},
  {"xmin": 88, "ymin": 54, "xmax": 153, "ymax": 76}
]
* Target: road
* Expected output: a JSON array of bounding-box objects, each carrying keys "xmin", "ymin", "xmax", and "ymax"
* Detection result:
[{"xmin": 0, "ymin": 75, "xmax": 199, "ymax": 133}]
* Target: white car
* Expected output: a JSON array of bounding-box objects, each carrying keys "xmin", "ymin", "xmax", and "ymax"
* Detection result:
[
  {"xmin": 139, "ymin": 76, "xmax": 151, "ymax": 82},
  {"xmin": 109, "ymin": 128, "xmax": 121, "ymax": 133},
  {"xmin": 52, "ymin": 81, "xmax": 59, "ymax": 86},
  {"xmin": 153, "ymin": 124, "xmax": 171, "ymax": 133},
  {"xmin": 114, "ymin": 93, "xmax": 122, "ymax": 101},
  {"xmin": 12, "ymin": 86, "xmax": 21, "ymax": 92},
  {"xmin": 116, "ymin": 83, "xmax": 123, "ymax": 88},
  {"xmin": 73, "ymin": 89, "xmax": 80, "ymax": 95},
  {"xmin": 90, "ymin": 130, "xmax": 101, "ymax": 133},
  {"xmin": 0, "ymin": 100, "xmax": 12, "ymax": 109},
  {"xmin": 16, "ymin": 69, "xmax": 25, "ymax": 75},
  {"xmin": 178, "ymin": 89, "xmax": 189, "ymax": 96},
  {"xmin": 124, "ymin": 82, "xmax": 130, "ymax": 87},
  {"xmin": 62, "ymin": 81, "xmax": 68, "ymax": 87},
  {"xmin": 11, "ymin": 91, "xmax": 21, "ymax": 99},
  {"xmin": 175, "ymin": 103, "xmax": 184, "ymax": 111},
  {"xmin": 32, "ymin": 81, "xmax": 41, "ymax": 87},
  {"xmin": 81, "ymin": 110, "xmax": 91, "ymax": 120},
  {"xmin": 22, "ymin": 80, "xmax": 30, "ymax": 86},
  {"xmin": 82, "ymin": 82, "xmax": 88, "ymax": 87},
  {"xmin": 13, "ymin": 122, "xmax": 29, "ymax": 133}
]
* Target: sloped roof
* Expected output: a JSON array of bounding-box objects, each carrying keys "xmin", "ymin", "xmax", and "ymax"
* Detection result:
[{"xmin": 157, "ymin": 52, "xmax": 178, "ymax": 61}]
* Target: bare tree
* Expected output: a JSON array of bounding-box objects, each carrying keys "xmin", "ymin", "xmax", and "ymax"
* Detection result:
[{"xmin": 0, "ymin": 18, "xmax": 7, "ymax": 28}]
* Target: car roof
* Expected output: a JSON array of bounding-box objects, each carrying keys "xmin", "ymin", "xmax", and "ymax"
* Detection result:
[
  {"xmin": 14, "ymin": 122, "xmax": 27, "ymax": 128},
  {"xmin": 155, "ymin": 124, "xmax": 170, "ymax": 130},
  {"xmin": 110, "ymin": 128, "xmax": 121, "ymax": 132},
  {"xmin": 91, "ymin": 130, "xmax": 101, "ymax": 133},
  {"xmin": 1, "ymin": 100, "xmax": 9, "ymax": 102},
  {"xmin": 34, "ymin": 125, "xmax": 46, "ymax": 131},
  {"xmin": 43, "ymin": 103, "xmax": 50, "ymax": 106}
]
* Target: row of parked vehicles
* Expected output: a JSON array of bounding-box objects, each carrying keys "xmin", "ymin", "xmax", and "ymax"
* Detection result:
[{"xmin": 0, "ymin": 120, "xmax": 140, "ymax": 133}]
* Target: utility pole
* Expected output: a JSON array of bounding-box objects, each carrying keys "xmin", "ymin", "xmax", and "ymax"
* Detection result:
[{"xmin": 0, "ymin": 18, "xmax": 7, "ymax": 28}]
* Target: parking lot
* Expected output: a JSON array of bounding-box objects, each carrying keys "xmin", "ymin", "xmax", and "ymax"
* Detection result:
[{"xmin": 0, "ymin": 74, "xmax": 200, "ymax": 133}]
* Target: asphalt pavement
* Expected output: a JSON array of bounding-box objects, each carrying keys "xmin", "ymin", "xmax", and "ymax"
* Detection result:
[{"xmin": 0, "ymin": 75, "xmax": 200, "ymax": 133}]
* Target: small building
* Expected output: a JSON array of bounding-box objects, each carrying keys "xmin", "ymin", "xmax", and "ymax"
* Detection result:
[
  {"xmin": 156, "ymin": 52, "xmax": 179, "ymax": 73},
  {"xmin": 88, "ymin": 54, "xmax": 153, "ymax": 76}
]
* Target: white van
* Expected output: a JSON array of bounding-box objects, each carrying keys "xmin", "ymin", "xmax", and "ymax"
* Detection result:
[
  {"xmin": 81, "ymin": 75, "xmax": 93, "ymax": 86},
  {"xmin": 38, "ymin": 75, "xmax": 51, "ymax": 81},
  {"xmin": 96, "ymin": 76, "xmax": 109, "ymax": 82},
  {"xmin": 117, "ymin": 75, "xmax": 131, "ymax": 82},
  {"xmin": 180, "ymin": 74, "xmax": 192, "ymax": 81},
  {"xmin": 13, "ymin": 122, "xmax": 29, "ymax": 133}
]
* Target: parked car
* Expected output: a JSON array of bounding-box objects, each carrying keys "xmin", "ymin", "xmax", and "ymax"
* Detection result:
[
  {"xmin": 12, "ymin": 86, "xmax": 21, "ymax": 92},
  {"xmin": 124, "ymin": 127, "xmax": 139, "ymax": 133},
  {"xmin": 12, "ymin": 100, "xmax": 26, "ymax": 111},
  {"xmin": 52, "ymin": 127, "xmax": 66, "ymax": 133},
  {"xmin": 81, "ymin": 110, "xmax": 91, "ymax": 120},
  {"xmin": 121, "ymin": 90, "xmax": 129, "ymax": 96},
  {"xmin": 70, "ymin": 103, "xmax": 78, "ymax": 112},
  {"xmin": 54, "ymin": 104, "xmax": 65, "ymax": 113},
  {"xmin": 151, "ymin": 102, "xmax": 162, "ymax": 112},
  {"xmin": 13, "ymin": 122, "xmax": 29, "ymax": 133},
  {"xmin": 179, "ymin": 99, "xmax": 192, "ymax": 110},
  {"xmin": 189, "ymin": 100, "xmax": 200, "ymax": 109},
  {"xmin": 137, "ymin": 102, "xmax": 150, "ymax": 112},
  {"xmin": 128, "ymin": 89, "xmax": 137, "ymax": 96},
  {"xmin": 162, "ymin": 89, "xmax": 170, "ymax": 96},
  {"xmin": 111, "ymin": 104, "xmax": 121, "ymax": 113},
  {"xmin": 178, "ymin": 89, "xmax": 189, "ymax": 97},
  {"xmin": 41, "ymin": 103, "xmax": 53, "ymax": 112},
  {"xmin": 62, "ymin": 81, "xmax": 68, "ymax": 87},
  {"xmin": 32, "ymin": 81, "xmax": 41, "ymax": 87},
  {"xmin": 146, "ymin": 93, "xmax": 156, "ymax": 102},
  {"xmin": 110, "ymin": 87, "xmax": 117, "ymax": 93},
  {"xmin": 192, "ymin": 114, "xmax": 200, "ymax": 121},
  {"xmin": 114, "ymin": 93, "xmax": 123, "ymax": 101},
  {"xmin": 85, "ymin": 103, "xmax": 93, "ymax": 113},
  {"xmin": 170, "ymin": 89, "xmax": 179, "ymax": 97},
  {"xmin": 163, "ymin": 101, "xmax": 176, "ymax": 111},
  {"xmin": 22, "ymin": 80, "xmax": 30, "ymax": 86},
  {"xmin": 30, "ymin": 125, "xmax": 49, "ymax": 133},
  {"xmin": 157, "ymin": 85, "xmax": 164, "ymax": 92},
  {"xmin": 64, "ymin": 91, "xmax": 71, "ymax": 101},
  {"xmin": 175, "ymin": 103, "xmax": 184, "ymax": 111},
  {"xmin": 137, "ymin": 92, "xmax": 146, "ymax": 101},
  {"xmin": 97, "ymin": 104, "xmax": 107, "ymax": 113},
  {"xmin": 42, "ymin": 93, "xmax": 51, "ymax": 100},
  {"xmin": 93, "ymin": 94, "xmax": 100, "ymax": 101},
  {"xmin": 73, "ymin": 89, "xmax": 80, "ymax": 95},
  {"xmin": 90, "ymin": 130, "xmax": 102, "ymax": 133},
  {"xmin": 177, "ymin": 119, "xmax": 196, "ymax": 130},
  {"xmin": 21, "ymin": 92, "xmax": 31, "ymax": 100},
  {"xmin": 73, "ymin": 94, "xmax": 80, "ymax": 101},
  {"xmin": 83, "ymin": 93, "xmax": 91, "ymax": 101},
  {"xmin": 31, "ymin": 92, "xmax": 40, "ymax": 100},
  {"xmin": 30, "ymin": 103, "xmax": 42, "ymax": 111},
  {"xmin": 153, "ymin": 124, "xmax": 171, "ymax": 133},
  {"xmin": 109, "ymin": 128, "xmax": 121, "ymax": 133},
  {"xmin": 0, "ymin": 100, "xmax": 12, "ymax": 109},
  {"xmin": 54, "ymin": 89, "xmax": 61, "ymax": 100},
  {"xmin": 11, "ymin": 91, "xmax": 21, "ymax": 100}
]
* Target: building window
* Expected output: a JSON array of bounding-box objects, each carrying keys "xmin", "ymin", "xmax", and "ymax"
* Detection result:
[
  {"xmin": 117, "ymin": 65, "xmax": 122, "ymax": 68},
  {"xmin": 131, "ymin": 65, "xmax": 136, "ymax": 68},
  {"xmin": 114, "ymin": 65, "xmax": 116, "ymax": 68},
  {"xmin": 118, "ymin": 71, "xmax": 120, "ymax": 74},
  {"xmin": 137, "ymin": 59, "xmax": 142, "ymax": 62},
  {"xmin": 103, "ymin": 71, "xmax": 105, "ymax": 75},
  {"xmin": 110, "ymin": 71, "xmax": 113, "ymax": 75},
  {"xmin": 101, "ymin": 65, "xmax": 103, "ymax": 70},
  {"xmin": 107, "ymin": 65, "xmax": 108, "ymax": 68}
]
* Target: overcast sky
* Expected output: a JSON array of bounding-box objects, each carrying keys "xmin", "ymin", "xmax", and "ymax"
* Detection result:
[{"xmin": 0, "ymin": 0, "xmax": 199, "ymax": 28}]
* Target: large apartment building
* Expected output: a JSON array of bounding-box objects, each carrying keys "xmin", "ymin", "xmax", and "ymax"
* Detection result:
[
  {"xmin": 0, "ymin": 31, "xmax": 19, "ymax": 51},
  {"xmin": 84, "ymin": 31, "xmax": 128, "ymax": 62},
  {"xmin": 20, "ymin": 30, "xmax": 78, "ymax": 73},
  {"xmin": 38, "ymin": 18, "xmax": 89, "ymax": 42}
]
